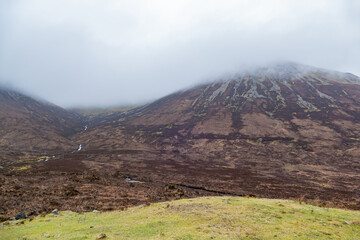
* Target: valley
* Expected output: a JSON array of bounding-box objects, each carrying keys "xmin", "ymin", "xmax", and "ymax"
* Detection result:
[{"xmin": 0, "ymin": 63, "xmax": 359, "ymax": 222}]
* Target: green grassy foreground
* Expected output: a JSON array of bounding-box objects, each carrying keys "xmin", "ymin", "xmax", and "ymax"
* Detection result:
[{"xmin": 0, "ymin": 197, "xmax": 359, "ymax": 239}]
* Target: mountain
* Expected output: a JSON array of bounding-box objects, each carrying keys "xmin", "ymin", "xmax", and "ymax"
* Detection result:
[
  {"xmin": 0, "ymin": 87, "xmax": 83, "ymax": 153},
  {"xmin": 80, "ymin": 62, "xmax": 360, "ymax": 150},
  {"xmin": 1, "ymin": 63, "xmax": 359, "ymax": 221},
  {"xmin": 69, "ymin": 62, "xmax": 360, "ymax": 208}
]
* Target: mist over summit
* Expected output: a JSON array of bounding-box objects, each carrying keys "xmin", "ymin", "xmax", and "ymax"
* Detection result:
[{"xmin": 1, "ymin": 0, "xmax": 359, "ymax": 107}]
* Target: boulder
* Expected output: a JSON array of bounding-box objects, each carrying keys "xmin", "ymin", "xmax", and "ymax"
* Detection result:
[
  {"xmin": 96, "ymin": 233, "xmax": 107, "ymax": 239},
  {"xmin": 15, "ymin": 212, "xmax": 27, "ymax": 220}
]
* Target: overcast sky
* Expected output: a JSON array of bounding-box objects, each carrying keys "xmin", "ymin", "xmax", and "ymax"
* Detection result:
[{"xmin": 1, "ymin": 0, "xmax": 359, "ymax": 108}]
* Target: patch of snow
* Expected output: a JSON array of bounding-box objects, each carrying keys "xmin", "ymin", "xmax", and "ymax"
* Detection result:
[
  {"xmin": 315, "ymin": 89, "xmax": 333, "ymax": 100},
  {"xmin": 208, "ymin": 81, "xmax": 230, "ymax": 101},
  {"xmin": 306, "ymin": 82, "xmax": 335, "ymax": 101},
  {"xmin": 269, "ymin": 81, "xmax": 281, "ymax": 92},
  {"xmin": 84, "ymin": 125, "xmax": 88, "ymax": 131},
  {"xmin": 296, "ymin": 95, "xmax": 318, "ymax": 111},
  {"xmin": 231, "ymin": 81, "xmax": 242, "ymax": 99},
  {"xmin": 242, "ymin": 79, "xmax": 266, "ymax": 99}
]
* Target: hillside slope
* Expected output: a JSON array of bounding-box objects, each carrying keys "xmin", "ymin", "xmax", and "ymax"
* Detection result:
[
  {"xmin": 69, "ymin": 62, "xmax": 360, "ymax": 208},
  {"xmin": 1, "ymin": 197, "xmax": 359, "ymax": 240},
  {"xmin": 0, "ymin": 87, "xmax": 83, "ymax": 153},
  {"xmin": 1, "ymin": 63, "xmax": 359, "ymax": 221},
  {"xmin": 79, "ymin": 62, "xmax": 360, "ymax": 149}
]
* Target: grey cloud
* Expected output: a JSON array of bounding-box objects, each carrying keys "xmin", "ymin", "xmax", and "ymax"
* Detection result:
[{"xmin": 0, "ymin": 0, "xmax": 359, "ymax": 107}]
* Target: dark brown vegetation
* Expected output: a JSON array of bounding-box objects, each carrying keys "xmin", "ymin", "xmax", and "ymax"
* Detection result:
[
  {"xmin": 0, "ymin": 87, "xmax": 82, "ymax": 152},
  {"xmin": 1, "ymin": 63, "xmax": 359, "ymax": 221}
]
